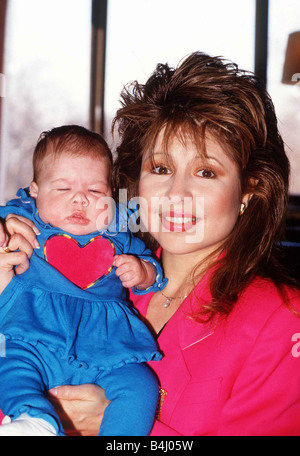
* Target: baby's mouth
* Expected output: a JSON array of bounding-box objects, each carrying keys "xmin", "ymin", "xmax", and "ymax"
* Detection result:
[{"xmin": 66, "ymin": 212, "xmax": 90, "ymax": 225}]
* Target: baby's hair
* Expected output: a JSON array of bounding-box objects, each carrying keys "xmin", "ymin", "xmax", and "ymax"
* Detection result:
[{"xmin": 33, "ymin": 125, "xmax": 113, "ymax": 183}]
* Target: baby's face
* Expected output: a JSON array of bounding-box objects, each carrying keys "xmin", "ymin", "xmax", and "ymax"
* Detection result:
[{"xmin": 30, "ymin": 152, "xmax": 113, "ymax": 235}]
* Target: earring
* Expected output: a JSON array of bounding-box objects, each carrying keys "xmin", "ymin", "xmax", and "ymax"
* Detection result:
[{"xmin": 239, "ymin": 202, "xmax": 246, "ymax": 215}]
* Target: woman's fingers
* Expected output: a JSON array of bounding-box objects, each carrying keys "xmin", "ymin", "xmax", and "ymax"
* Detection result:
[
  {"xmin": 0, "ymin": 231, "xmax": 34, "ymax": 278},
  {"xmin": 0, "ymin": 248, "xmax": 30, "ymax": 293},
  {"xmin": 48, "ymin": 384, "xmax": 109, "ymax": 436},
  {"xmin": 7, "ymin": 233, "xmax": 34, "ymax": 259},
  {"xmin": 5, "ymin": 213, "xmax": 40, "ymax": 233},
  {"xmin": 5, "ymin": 215, "xmax": 40, "ymax": 250},
  {"xmin": 48, "ymin": 384, "xmax": 102, "ymax": 401},
  {"xmin": 0, "ymin": 231, "xmax": 32, "ymax": 275},
  {"xmin": 0, "ymin": 220, "xmax": 9, "ymax": 247},
  {"xmin": 0, "ymin": 249, "xmax": 30, "ymax": 275},
  {"xmin": 0, "ymin": 214, "xmax": 39, "ymax": 257}
]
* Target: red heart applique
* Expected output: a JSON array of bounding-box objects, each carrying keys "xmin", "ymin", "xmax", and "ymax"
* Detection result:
[{"xmin": 44, "ymin": 234, "xmax": 115, "ymax": 289}]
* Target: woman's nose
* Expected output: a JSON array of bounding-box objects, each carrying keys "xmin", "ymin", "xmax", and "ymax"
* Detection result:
[
  {"xmin": 165, "ymin": 173, "xmax": 192, "ymax": 201},
  {"xmin": 71, "ymin": 191, "xmax": 89, "ymax": 206}
]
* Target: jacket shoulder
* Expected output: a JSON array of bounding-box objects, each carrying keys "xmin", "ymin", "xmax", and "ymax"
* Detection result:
[{"xmin": 231, "ymin": 276, "xmax": 300, "ymax": 332}]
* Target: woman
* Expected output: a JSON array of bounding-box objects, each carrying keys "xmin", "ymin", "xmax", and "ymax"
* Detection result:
[{"xmin": 1, "ymin": 52, "xmax": 300, "ymax": 436}]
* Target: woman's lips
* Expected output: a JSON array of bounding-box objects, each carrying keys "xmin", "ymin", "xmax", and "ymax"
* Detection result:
[
  {"xmin": 159, "ymin": 211, "xmax": 198, "ymax": 232},
  {"xmin": 66, "ymin": 212, "xmax": 90, "ymax": 225}
]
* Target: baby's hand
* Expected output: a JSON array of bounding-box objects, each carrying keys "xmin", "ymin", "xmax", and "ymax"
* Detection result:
[{"xmin": 113, "ymin": 255, "xmax": 156, "ymax": 290}]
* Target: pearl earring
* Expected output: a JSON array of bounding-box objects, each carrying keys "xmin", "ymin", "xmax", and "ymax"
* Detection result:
[{"xmin": 239, "ymin": 202, "xmax": 246, "ymax": 215}]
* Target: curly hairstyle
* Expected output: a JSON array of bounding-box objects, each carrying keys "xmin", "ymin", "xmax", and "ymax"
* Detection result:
[{"xmin": 113, "ymin": 51, "xmax": 298, "ymax": 319}]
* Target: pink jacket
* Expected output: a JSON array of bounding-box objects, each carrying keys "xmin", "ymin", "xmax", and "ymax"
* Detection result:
[
  {"xmin": 1, "ymin": 274, "xmax": 299, "ymax": 435},
  {"xmin": 133, "ymin": 274, "xmax": 300, "ymax": 436}
]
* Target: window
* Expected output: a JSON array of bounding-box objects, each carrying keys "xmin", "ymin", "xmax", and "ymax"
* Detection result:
[
  {"xmin": 0, "ymin": 0, "xmax": 92, "ymax": 203},
  {"xmin": 1, "ymin": 0, "xmax": 299, "ymax": 203},
  {"xmin": 268, "ymin": 0, "xmax": 300, "ymax": 195},
  {"xmin": 104, "ymin": 0, "xmax": 255, "ymax": 142}
]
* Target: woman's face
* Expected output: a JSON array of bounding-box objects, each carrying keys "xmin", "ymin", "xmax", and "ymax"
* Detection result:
[{"xmin": 139, "ymin": 130, "xmax": 246, "ymax": 258}]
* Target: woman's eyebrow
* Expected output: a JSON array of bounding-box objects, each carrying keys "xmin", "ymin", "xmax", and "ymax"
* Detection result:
[
  {"xmin": 149, "ymin": 150, "xmax": 226, "ymax": 168},
  {"xmin": 142, "ymin": 152, "xmax": 164, "ymax": 164},
  {"xmin": 196, "ymin": 155, "xmax": 225, "ymax": 168},
  {"xmin": 148, "ymin": 151, "xmax": 165, "ymax": 159},
  {"xmin": 207, "ymin": 156, "xmax": 225, "ymax": 167}
]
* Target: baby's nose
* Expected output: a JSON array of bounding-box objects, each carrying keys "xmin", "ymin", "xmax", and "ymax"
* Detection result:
[{"xmin": 71, "ymin": 192, "xmax": 89, "ymax": 206}]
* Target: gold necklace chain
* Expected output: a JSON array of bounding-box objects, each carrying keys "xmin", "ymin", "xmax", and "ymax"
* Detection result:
[{"xmin": 160, "ymin": 291, "xmax": 188, "ymax": 308}]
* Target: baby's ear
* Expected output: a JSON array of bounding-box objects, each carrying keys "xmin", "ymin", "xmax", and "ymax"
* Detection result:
[{"xmin": 29, "ymin": 181, "xmax": 39, "ymax": 199}]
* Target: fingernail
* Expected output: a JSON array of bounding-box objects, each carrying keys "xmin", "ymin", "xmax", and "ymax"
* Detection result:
[
  {"xmin": 33, "ymin": 227, "xmax": 41, "ymax": 235},
  {"xmin": 48, "ymin": 388, "xmax": 58, "ymax": 397},
  {"xmin": 34, "ymin": 239, "xmax": 40, "ymax": 249}
]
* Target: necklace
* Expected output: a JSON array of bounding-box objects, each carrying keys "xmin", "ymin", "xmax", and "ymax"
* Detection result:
[{"xmin": 160, "ymin": 291, "xmax": 188, "ymax": 308}]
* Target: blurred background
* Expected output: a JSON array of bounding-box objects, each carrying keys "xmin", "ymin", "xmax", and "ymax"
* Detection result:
[{"xmin": 0, "ymin": 0, "xmax": 299, "ymax": 204}]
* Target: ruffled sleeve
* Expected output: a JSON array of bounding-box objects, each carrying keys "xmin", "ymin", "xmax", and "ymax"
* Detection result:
[
  {"xmin": 131, "ymin": 256, "xmax": 168, "ymax": 295},
  {"xmin": 0, "ymin": 187, "xmax": 37, "ymax": 221}
]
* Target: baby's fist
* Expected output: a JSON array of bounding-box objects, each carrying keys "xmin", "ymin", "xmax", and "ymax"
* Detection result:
[{"xmin": 113, "ymin": 255, "xmax": 156, "ymax": 289}]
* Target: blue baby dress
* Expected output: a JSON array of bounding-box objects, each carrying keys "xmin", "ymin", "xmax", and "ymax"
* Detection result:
[{"xmin": 0, "ymin": 188, "xmax": 167, "ymax": 372}]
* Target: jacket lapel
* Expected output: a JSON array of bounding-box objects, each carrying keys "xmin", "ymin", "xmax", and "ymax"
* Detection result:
[
  {"xmin": 176, "ymin": 272, "xmax": 218, "ymax": 350},
  {"xmin": 177, "ymin": 305, "xmax": 217, "ymax": 350}
]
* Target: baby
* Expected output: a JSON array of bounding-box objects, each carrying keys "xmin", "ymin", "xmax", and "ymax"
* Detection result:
[{"xmin": 0, "ymin": 125, "xmax": 167, "ymax": 436}]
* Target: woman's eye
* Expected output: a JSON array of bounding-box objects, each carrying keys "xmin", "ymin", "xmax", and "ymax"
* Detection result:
[
  {"xmin": 152, "ymin": 166, "xmax": 171, "ymax": 175},
  {"xmin": 197, "ymin": 169, "xmax": 215, "ymax": 178},
  {"xmin": 57, "ymin": 188, "xmax": 70, "ymax": 191}
]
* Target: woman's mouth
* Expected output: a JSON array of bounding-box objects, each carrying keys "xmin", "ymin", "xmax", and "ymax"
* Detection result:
[{"xmin": 160, "ymin": 211, "xmax": 198, "ymax": 232}]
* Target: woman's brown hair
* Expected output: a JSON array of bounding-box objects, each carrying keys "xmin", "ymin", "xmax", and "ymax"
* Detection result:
[{"xmin": 113, "ymin": 52, "xmax": 298, "ymax": 319}]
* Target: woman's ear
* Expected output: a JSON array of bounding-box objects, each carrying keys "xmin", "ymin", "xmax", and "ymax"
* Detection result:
[
  {"xmin": 29, "ymin": 181, "xmax": 39, "ymax": 199},
  {"xmin": 241, "ymin": 178, "xmax": 259, "ymax": 212}
]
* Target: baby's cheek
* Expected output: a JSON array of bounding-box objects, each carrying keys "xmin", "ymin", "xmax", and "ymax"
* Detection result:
[{"xmin": 35, "ymin": 203, "xmax": 54, "ymax": 225}]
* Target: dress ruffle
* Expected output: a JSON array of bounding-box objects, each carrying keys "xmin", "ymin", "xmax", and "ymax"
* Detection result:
[
  {"xmin": 0, "ymin": 277, "xmax": 162, "ymax": 371},
  {"xmin": 3, "ymin": 334, "xmax": 161, "ymax": 372}
]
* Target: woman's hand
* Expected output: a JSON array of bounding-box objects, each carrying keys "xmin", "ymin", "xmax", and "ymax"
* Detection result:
[
  {"xmin": 0, "ymin": 245, "xmax": 30, "ymax": 293},
  {"xmin": 0, "ymin": 215, "xmax": 40, "ymax": 292},
  {"xmin": 3, "ymin": 214, "xmax": 40, "ymax": 250},
  {"xmin": 48, "ymin": 384, "xmax": 110, "ymax": 436}
]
